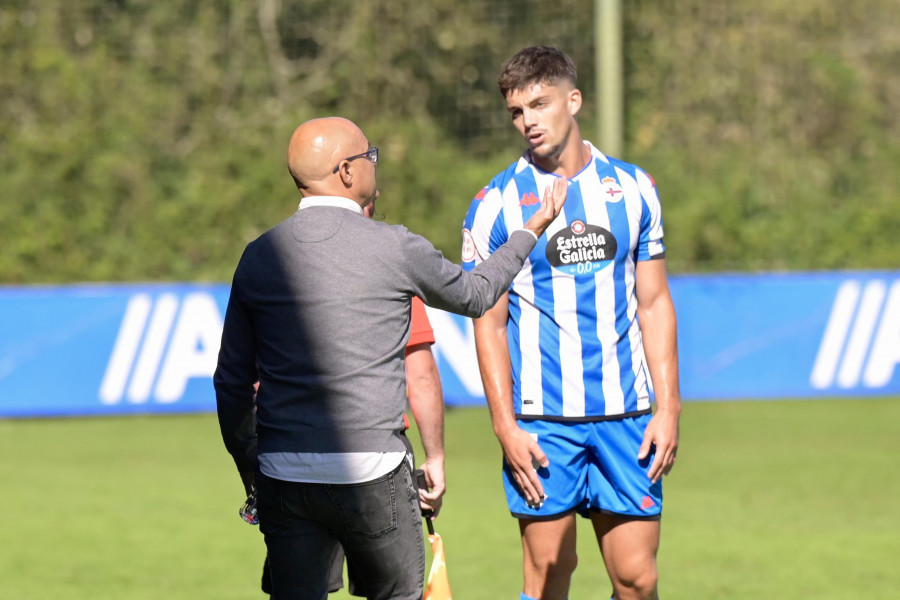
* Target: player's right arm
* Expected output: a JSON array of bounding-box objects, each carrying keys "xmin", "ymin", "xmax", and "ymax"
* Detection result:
[{"xmin": 473, "ymin": 293, "xmax": 548, "ymax": 507}]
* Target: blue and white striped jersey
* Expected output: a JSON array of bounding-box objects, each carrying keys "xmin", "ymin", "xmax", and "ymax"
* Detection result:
[{"xmin": 461, "ymin": 142, "xmax": 666, "ymax": 421}]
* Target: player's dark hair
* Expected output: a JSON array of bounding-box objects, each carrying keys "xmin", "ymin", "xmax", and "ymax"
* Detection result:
[{"xmin": 497, "ymin": 46, "xmax": 577, "ymax": 98}]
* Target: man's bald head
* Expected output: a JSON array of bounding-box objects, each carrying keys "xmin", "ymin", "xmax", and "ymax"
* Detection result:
[{"xmin": 287, "ymin": 117, "xmax": 367, "ymax": 195}]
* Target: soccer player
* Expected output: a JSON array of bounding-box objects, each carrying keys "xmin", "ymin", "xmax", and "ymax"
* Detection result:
[{"xmin": 461, "ymin": 46, "xmax": 681, "ymax": 600}]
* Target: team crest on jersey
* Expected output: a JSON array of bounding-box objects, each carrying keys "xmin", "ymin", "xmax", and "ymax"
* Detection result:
[
  {"xmin": 546, "ymin": 220, "xmax": 617, "ymax": 276},
  {"xmin": 461, "ymin": 228, "xmax": 477, "ymax": 262},
  {"xmin": 601, "ymin": 176, "xmax": 624, "ymax": 201}
]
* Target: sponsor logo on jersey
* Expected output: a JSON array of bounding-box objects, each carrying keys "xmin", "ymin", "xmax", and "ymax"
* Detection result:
[
  {"xmin": 520, "ymin": 192, "xmax": 540, "ymax": 207},
  {"xmin": 546, "ymin": 220, "xmax": 617, "ymax": 276},
  {"xmin": 601, "ymin": 176, "xmax": 624, "ymax": 201},
  {"xmin": 461, "ymin": 228, "xmax": 477, "ymax": 263}
]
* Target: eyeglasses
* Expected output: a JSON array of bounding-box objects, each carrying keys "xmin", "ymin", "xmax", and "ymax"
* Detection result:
[{"xmin": 331, "ymin": 146, "xmax": 379, "ymax": 174}]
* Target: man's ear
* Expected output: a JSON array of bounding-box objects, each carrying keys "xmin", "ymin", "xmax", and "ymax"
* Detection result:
[
  {"xmin": 568, "ymin": 88, "xmax": 583, "ymax": 116},
  {"xmin": 336, "ymin": 161, "xmax": 353, "ymax": 186}
]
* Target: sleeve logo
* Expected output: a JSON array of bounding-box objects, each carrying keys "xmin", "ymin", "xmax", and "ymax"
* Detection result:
[{"xmin": 461, "ymin": 228, "xmax": 477, "ymax": 263}]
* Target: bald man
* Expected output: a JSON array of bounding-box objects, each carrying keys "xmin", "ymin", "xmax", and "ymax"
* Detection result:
[{"xmin": 215, "ymin": 117, "xmax": 567, "ymax": 600}]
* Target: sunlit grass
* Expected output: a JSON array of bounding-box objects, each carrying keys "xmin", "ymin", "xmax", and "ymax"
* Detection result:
[{"xmin": 2, "ymin": 398, "xmax": 898, "ymax": 599}]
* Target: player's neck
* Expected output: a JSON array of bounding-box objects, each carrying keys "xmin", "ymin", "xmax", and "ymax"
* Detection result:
[{"xmin": 532, "ymin": 136, "xmax": 591, "ymax": 180}]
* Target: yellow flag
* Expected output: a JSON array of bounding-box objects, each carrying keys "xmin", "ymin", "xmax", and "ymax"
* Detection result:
[{"xmin": 424, "ymin": 533, "xmax": 452, "ymax": 600}]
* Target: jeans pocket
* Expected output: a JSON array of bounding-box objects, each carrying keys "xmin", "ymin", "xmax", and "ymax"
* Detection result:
[
  {"xmin": 328, "ymin": 470, "xmax": 398, "ymax": 538},
  {"xmin": 256, "ymin": 474, "xmax": 295, "ymax": 537}
]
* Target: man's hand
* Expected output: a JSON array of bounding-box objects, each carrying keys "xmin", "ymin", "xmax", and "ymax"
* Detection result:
[
  {"xmin": 524, "ymin": 177, "xmax": 568, "ymax": 238},
  {"xmin": 417, "ymin": 458, "xmax": 446, "ymax": 519},
  {"xmin": 239, "ymin": 470, "xmax": 256, "ymax": 496},
  {"xmin": 638, "ymin": 409, "xmax": 680, "ymax": 484},
  {"xmin": 497, "ymin": 425, "xmax": 549, "ymax": 507}
]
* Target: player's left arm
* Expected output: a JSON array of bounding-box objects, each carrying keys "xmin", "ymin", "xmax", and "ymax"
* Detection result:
[
  {"xmin": 635, "ymin": 257, "xmax": 682, "ymax": 484},
  {"xmin": 406, "ymin": 342, "xmax": 446, "ymax": 518}
]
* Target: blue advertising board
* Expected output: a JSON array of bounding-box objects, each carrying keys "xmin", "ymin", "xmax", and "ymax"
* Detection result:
[
  {"xmin": 0, "ymin": 283, "xmax": 225, "ymax": 417},
  {"xmin": 672, "ymin": 272, "xmax": 900, "ymax": 400},
  {"xmin": 1, "ymin": 272, "xmax": 898, "ymax": 417}
]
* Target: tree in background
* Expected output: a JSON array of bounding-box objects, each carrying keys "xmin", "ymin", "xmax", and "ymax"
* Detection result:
[
  {"xmin": 625, "ymin": 1, "xmax": 900, "ymax": 272},
  {"xmin": 1, "ymin": 0, "xmax": 897, "ymax": 283}
]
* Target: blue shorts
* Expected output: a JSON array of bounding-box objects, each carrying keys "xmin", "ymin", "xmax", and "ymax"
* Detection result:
[{"xmin": 502, "ymin": 414, "xmax": 662, "ymax": 520}]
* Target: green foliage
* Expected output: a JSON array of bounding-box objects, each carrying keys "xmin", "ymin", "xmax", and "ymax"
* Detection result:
[
  {"xmin": 625, "ymin": 0, "xmax": 900, "ymax": 272},
  {"xmin": 0, "ymin": 0, "xmax": 897, "ymax": 282},
  {"xmin": 1, "ymin": 1, "xmax": 299, "ymax": 282}
]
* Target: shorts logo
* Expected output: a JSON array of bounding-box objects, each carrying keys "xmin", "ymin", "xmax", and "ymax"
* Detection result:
[
  {"xmin": 640, "ymin": 496, "xmax": 656, "ymax": 510},
  {"xmin": 461, "ymin": 228, "xmax": 477, "ymax": 263},
  {"xmin": 546, "ymin": 220, "xmax": 617, "ymax": 276}
]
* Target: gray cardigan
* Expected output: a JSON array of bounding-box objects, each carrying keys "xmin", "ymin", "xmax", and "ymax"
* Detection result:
[{"xmin": 214, "ymin": 205, "xmax": 536, "ymax": 474}]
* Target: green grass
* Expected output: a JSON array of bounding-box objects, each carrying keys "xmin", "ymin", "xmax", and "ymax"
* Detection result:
[{"xmin": 1, "ymin": 398, "xmax": 898, "ymax": 599}]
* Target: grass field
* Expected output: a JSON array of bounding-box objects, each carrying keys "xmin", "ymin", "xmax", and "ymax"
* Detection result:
[{"xmin": 2, "ymin": 397, "xmax": 898, "ymax": 599}]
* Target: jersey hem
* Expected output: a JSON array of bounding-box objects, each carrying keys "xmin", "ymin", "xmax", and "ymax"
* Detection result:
[{"xmin": 515, "ymin": 407, "xmax": 653, "ymax": 423}]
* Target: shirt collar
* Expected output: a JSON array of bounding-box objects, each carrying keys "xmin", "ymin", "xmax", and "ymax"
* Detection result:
[{"xmin": 298, "ymin": 195, "xmax": 363, "ymax": 215}]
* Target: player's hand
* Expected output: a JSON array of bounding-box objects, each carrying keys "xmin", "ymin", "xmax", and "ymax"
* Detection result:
[
  {"xmin": 523, "ymin": 177, "xmax": 568, "ymax": 238},
  {"xmin": 497, "ymin": 425, "xmax": 549, "ymax": 507},
  {"xmin": 639, "ymin": 408, "xmax": 680, "ymax": 484},
  {"xmin": 418, "ymin": 458, "xmax": 446, "ymax": 519}
]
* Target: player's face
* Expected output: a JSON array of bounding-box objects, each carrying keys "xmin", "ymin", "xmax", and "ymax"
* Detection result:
[{"xmin": 506, "ymin": 81, "xmax": 581, "ymax": 163}]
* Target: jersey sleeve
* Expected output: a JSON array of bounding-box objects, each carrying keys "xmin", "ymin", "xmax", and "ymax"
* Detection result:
[
  {"xmin": 461, "ymin": 184, "xmax": 507, "ymax": 272},
  {"xmin": 635, "ymin": 168, "xmax": 666, "ymax": 261},
  {"xmin": 407, "ymin": 296, "xmax": 435, "ymax": 348}
]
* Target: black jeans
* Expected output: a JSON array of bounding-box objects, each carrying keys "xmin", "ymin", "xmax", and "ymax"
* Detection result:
[{"xmin": 257, "ymin": 459, "xmax": 425, "ymax": 600}]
